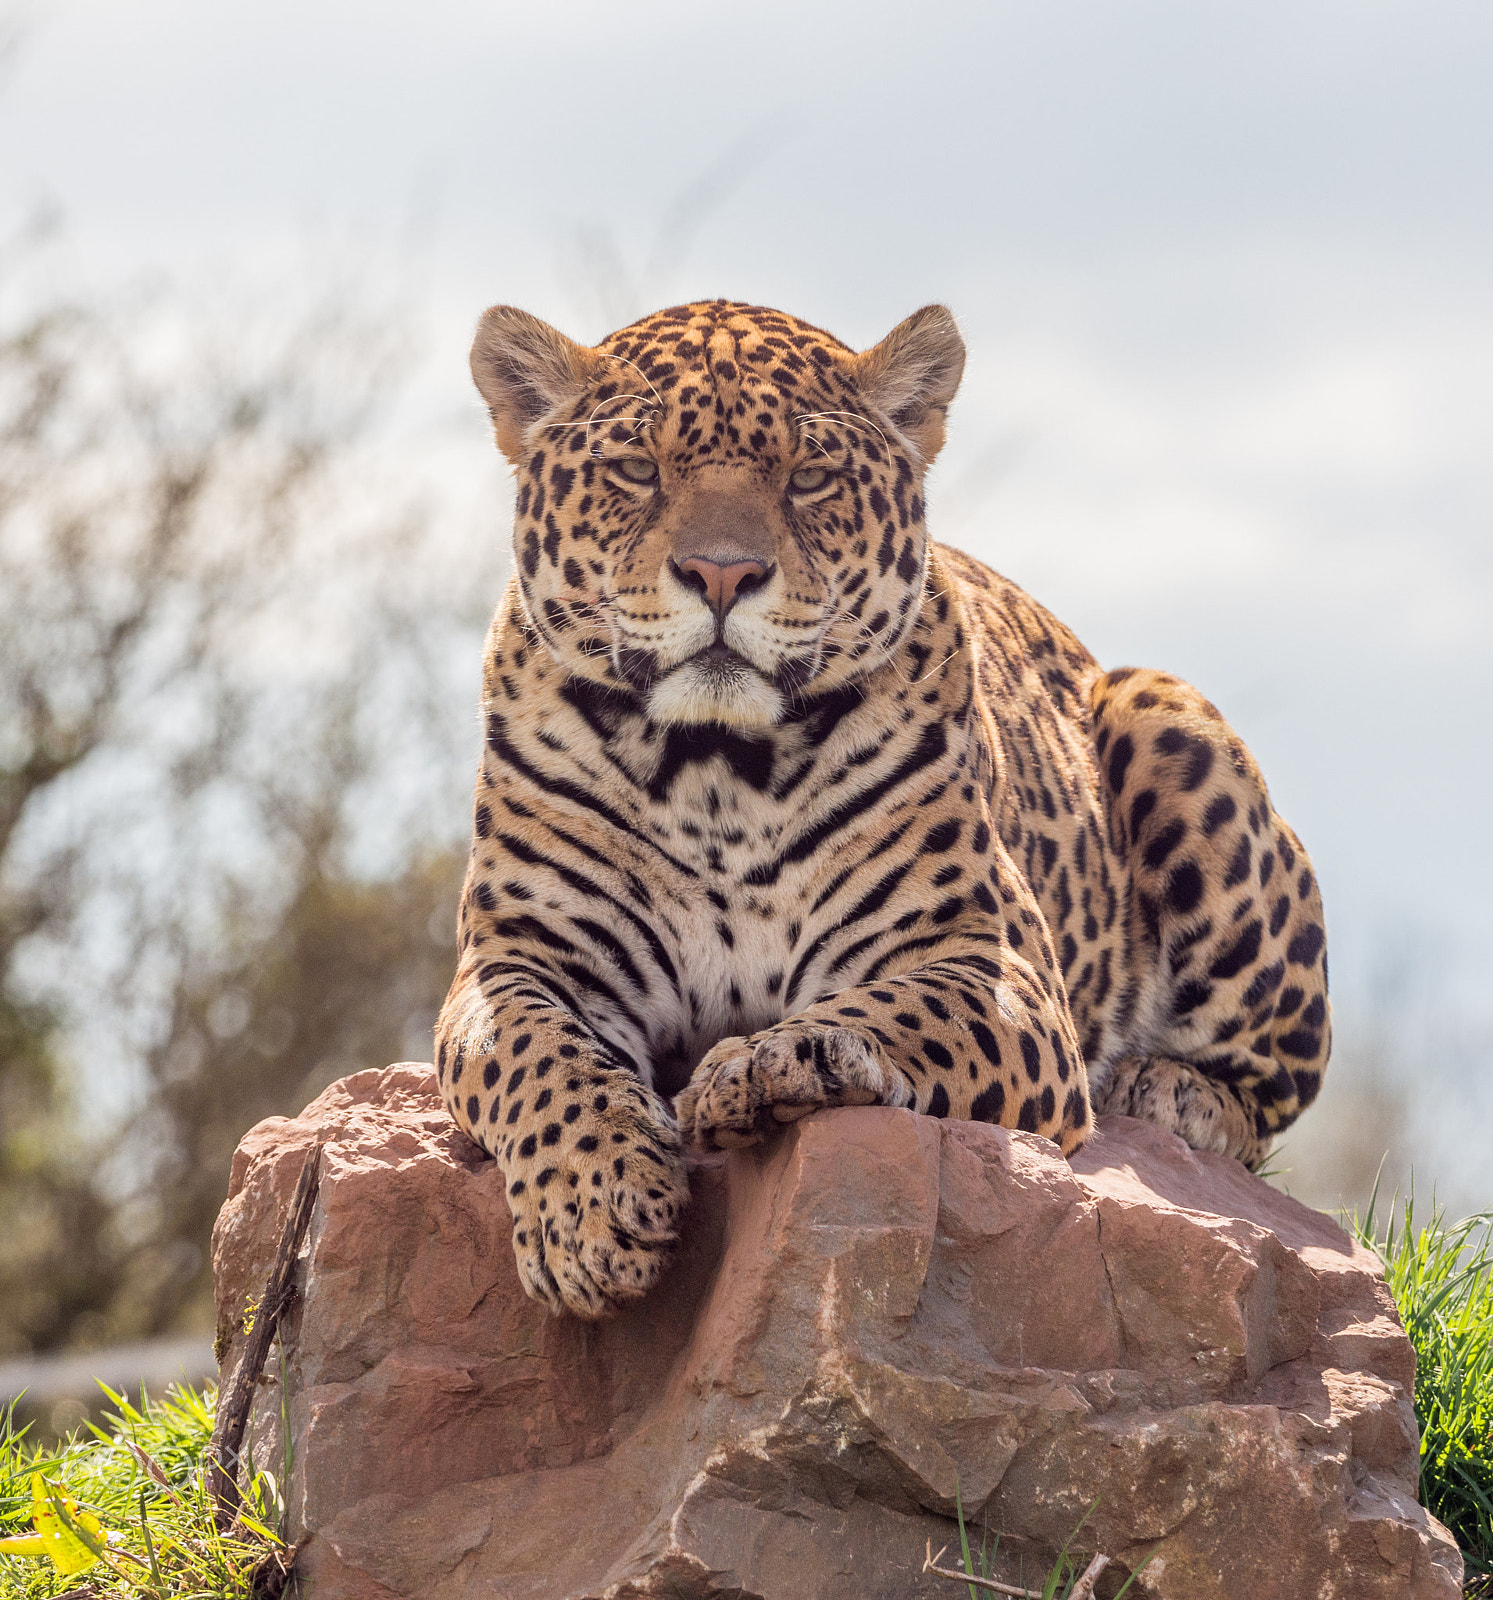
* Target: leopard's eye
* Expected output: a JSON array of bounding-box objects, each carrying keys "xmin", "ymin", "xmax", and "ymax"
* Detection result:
[
  {"xmin": 789, "ymin": 465, "xmax": 830, "ymax": 493},
  {"xmin": 615, "ymin": 457, "xmax": 658, "ymax": 485}
]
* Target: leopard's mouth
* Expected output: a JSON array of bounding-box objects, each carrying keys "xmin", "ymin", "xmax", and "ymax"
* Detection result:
[
  {"xmin": 645, "ymin": 643, "xmax": 785, "ymax": 728},
  {"xmin": 693, "ymin": 641, "xmax": 754, "ymax": 675}
]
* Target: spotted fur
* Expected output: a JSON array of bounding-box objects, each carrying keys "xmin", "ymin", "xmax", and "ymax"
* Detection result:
[{"xmin": 435, "ymin": 300, "xmax": 1330, "ymax": 1318}]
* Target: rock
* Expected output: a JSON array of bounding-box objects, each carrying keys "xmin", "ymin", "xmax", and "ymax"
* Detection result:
[{"xmin": 212, "ymin": 1064, "xmax": 1464, "ymax": 1599}]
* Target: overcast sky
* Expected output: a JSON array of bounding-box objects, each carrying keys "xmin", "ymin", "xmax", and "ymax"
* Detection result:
[{"xmin": 4, "ymin": 1, "xmax": 1491, "ymax": 1060}]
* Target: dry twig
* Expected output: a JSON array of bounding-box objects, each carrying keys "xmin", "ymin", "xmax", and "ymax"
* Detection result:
[
  {"xmin": 922, "ymin": 1541, "xmax": 1113, "ymax": 1599},
  {"xmin": 1069, "ymin": 1552, "xmax": 1112, "ymax": 1599},
  {"xmin": 250, "ymin": 1540, "xmax": 302, "ymax": 1599},
  {"xmin": 923, "ymin": 1540, "xmax": 1044, "ymax": 1597},
  {"xmin": 207, "ymin": 1142, "xmax": 322, "ymax": 1528}
]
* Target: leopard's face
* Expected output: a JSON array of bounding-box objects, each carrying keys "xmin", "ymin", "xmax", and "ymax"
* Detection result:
[{"xmin": 478, "ymin": 301, "xmax": 965, "ymax": 727}]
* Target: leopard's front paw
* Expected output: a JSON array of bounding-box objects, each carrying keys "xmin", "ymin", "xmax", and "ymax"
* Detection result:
[
  {"xmin": 674, "ymin": 1026, "xmax": 907, "ymax": 1152},
  {"xmin": 504, "ymin": 1082, "xmax": 689, "ymax": 1319}
]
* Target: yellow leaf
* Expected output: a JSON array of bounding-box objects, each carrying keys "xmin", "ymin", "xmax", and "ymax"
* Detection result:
[
  {"xmin": 27, "ymin": 1473, "xmax": 105, "ymax": 1575},
  {"xmin": 0, "ymin": 1532, "xmax": 49, "ymax": 1555}
]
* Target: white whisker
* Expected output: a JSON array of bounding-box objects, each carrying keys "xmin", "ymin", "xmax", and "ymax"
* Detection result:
[
  {"xmin": 604, "ymin": 354, "xmax": 666, "ymax": 413},
  {"xmin": 586, "ymin": 395, "xmax": 655, "ymax": 431},
  {"xmin": 795, "ymin": 408, "xmax": 894, "ymax": 460},
  {"xmin": 916, "ymin": 648, "xmax": 962, "ymax": 684}
]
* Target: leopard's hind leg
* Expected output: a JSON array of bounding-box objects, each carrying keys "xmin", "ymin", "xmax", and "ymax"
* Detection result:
[{"xmin": 1089, "ymin": 668, "xmax": 1330, "ymax": 1168}]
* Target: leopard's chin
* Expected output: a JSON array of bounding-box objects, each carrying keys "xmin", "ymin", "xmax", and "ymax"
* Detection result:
[{"xmin": 644, "ymin": 652, "xmax": 785, "ymax": 729}]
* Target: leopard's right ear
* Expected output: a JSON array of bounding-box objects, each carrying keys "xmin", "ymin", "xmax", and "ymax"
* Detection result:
[
  {"xmin": 854, "ymin": 305, "xmax": 965, "ymax": 467},
  {"xmin": 470, "ymin": 306, "xmax": 601, "ymax": 466}
]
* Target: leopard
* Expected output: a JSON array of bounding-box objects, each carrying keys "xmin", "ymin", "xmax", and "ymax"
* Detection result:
[{"xmin": 434, "ymin": 297, "xmax": 1331, "ymax": 1320}]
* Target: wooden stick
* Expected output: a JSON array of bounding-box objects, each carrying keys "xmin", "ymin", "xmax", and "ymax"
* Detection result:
[
  {"xmin": 207, "ymin": 1142, "xmax": 322, "ymax": 1530},
  {"xmin": 922, "ymin": 1541, "xmax": 1113, "ymax": 1599},
  {"xmin": 1069, "ymin": 1552, "xmax": 1112, "ymax": 1600},
  {"xmin": 923, "ymin": 1541, "xmax": 1046, "ymax": 1598}
]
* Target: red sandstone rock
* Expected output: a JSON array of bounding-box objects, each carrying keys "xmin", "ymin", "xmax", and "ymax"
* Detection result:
[{"xmin": 212, "ymin": 1064, "xmax": 1463, "ymax": 1599}]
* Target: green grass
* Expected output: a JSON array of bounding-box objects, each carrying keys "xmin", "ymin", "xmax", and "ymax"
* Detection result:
[
  {"xmin": 1352, "ymin": 1193, "xmax": 1493, "ymax": 1592},
  {"xmin": 0, "ymin": 1382, "xmax": 283, "ymax": 1599}
]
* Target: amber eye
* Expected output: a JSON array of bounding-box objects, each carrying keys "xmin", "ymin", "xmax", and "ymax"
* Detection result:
[
  {"xmin": 614, "ymin": 457, "xmax": 658, "ymax": 485},
  {"xmin": 789, "ymin": 465, "xmax": 831, "ymax": 493}
]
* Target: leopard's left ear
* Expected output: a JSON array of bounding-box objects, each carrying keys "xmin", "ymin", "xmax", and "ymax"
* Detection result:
[{"xmin": 854, "ymin": 305, "xmax": 966, "ymax": 467}]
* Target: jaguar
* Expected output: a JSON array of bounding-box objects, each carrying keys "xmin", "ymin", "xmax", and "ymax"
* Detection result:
[{"xmin": 434, "ymin": 298, "xmax": 1330, "ymax": 1318}]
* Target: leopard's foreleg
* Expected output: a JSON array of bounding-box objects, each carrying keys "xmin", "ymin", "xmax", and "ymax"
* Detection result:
[{"xmin": 436, "ymin": 952, "xmax": 688, "ymax": 1319}]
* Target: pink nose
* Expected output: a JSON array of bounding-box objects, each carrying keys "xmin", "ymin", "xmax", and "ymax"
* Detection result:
[{"xmin": 674, "ymin": 556, "xmax": 771, "ymax": 617}]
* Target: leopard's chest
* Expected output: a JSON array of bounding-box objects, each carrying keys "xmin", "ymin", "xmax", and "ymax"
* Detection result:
[
  {"xmin": 633, "ymin": 778, "xmax": 826, "ymax": 1085},
  {"xmin": 658, "ymin": 884, "xmax": 793, "ymax": 1065}
]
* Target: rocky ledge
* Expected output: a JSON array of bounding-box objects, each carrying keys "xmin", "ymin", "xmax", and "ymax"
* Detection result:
[{"xmin": 212, "ymin": 1064, "xmax": 1463, "ymax": 1599}]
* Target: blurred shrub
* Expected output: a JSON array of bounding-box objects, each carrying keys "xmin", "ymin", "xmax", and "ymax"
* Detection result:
[
  {"xmin": 0, "ymin": 245, "xmax": 492, "ymax": 1357},
  {"xmin": 121, "ymin": 845, "xmax": 465, "ymax": 1339}
]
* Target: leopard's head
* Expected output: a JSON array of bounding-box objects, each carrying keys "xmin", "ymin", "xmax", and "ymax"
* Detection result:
[{"xmin": 472, "ymin": 299, "xmax": 964, "ymax": 728}]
